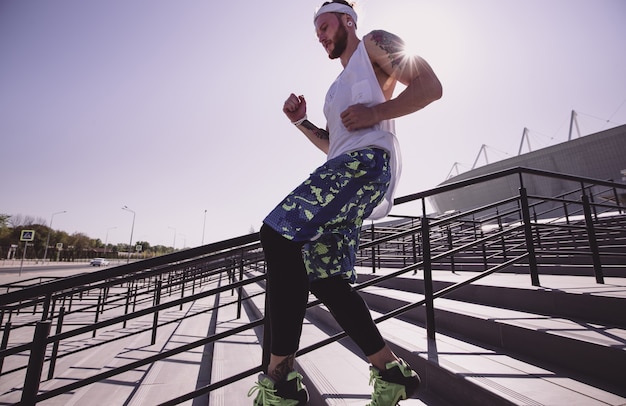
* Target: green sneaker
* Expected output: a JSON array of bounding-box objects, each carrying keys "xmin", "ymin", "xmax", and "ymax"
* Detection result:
[
  {"xmin": 367, "ymin": 358, "xmax": 420, "ymax": 405},
  {"xmin": 248, "ymin": 371, "xmax": 308, "ymax": 405}
]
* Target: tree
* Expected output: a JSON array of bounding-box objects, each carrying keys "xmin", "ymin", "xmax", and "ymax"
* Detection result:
[
  {"xmin": 1, "ymin": 212, "xmax": 182, "ymax": 261},
  {"xmin": 0, "ymin": 214, "xmax": 10, "ymax": 228},
  {"xmin": 0, "ymin": 214, "xmax": 11, "ymax": 242},
  {"xmin": 8, "ymin": 214, "xmax": 45, "ymax": 227}
]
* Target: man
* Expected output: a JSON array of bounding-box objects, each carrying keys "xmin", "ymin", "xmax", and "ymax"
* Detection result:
[{"xmin": 248, "ymin": 1, "xmax": 442, "ymax": 404}]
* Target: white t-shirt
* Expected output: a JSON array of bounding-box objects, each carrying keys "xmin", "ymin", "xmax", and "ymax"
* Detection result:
[{"xmin": 324, "ymin": 40, "xmax": 402, "ymax": 219}]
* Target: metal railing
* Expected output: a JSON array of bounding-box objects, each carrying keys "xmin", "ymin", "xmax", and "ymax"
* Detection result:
[{"xmin": 0, "ymin": 167, "xmax": 624, "ymax": 405}]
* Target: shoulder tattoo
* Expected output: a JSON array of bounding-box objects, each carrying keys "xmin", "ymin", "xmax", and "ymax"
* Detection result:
[{"xmin": 370, "ymin": 30, "xmax": 405, "ymax": 69}]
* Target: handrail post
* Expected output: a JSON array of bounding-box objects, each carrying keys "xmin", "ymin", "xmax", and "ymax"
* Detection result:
[
  {"xmin": 47, "ymin": 306, "xmax": 65, "ymax": 380},
  {"xmin": 480, "ymin": 229, "xmax": 487, "ymax": 271},
  {"xmin": 588, "ymin": 187, "xmax": 598, "ymax": 220},
  {"xmin": 41, "ymin": 293, "xmax": 52, "ymax": 320},
  {"xmin": 370, "ymin": 222, "xmax": 376, "ymax": 274},
  {"xmin": 421, "ymin": 216, "xmax": 436, "ymax": 340},
  {"xmin": 411, "ymin": 232, "xmax": 417, "ymax": 264},
  {"xmin": 563, "ymin": 200, "xmax": 570, "ymax": 224},
  {"xmin": 410, "ymin": 219, "xmax": 418, "ymax": 265},
  {"xmin": 237, "ymin": 260, "xmax": 244, "ymax": 319},
  {"xmin": 230, "ymin": 259, "xmax": 236, "ymax": 295},
  {"xmin": 49, "ymin": 298, "xmax": 57, "ymax": 322},
  {"xmin": 612, "ymin": 185, "xmax": 623, "ymax": 214},
  {"xmin": 180, "ymin": 270, "xmax": 186, "ymax": 311},
  {"xmin": 532, "ymin": 209, "xmax": 542, "ymax": 249},
  {"xmin": 471, "ymin": 214, "xmax": 478, "ymax": 256},
  {"xmin": 402, "ymin": 241, "xmax": 407, "ymax": 267},
  {"xmin": 0, "ymin": 321, "xmax": 12, "ymax": 374},
  {"xmin": 582, "ymin": 194, "xmax": 604, "ymax": 284},
  {"xmin": 446, "ymin": 227, "xmax": 456, "ymax": 273},
  {"xmin": 123, "ymin": 285, "xmax": 131, "ymax": 328},
  {"xmin": 497, "ymin": 210, "xmax": 507, "ymax": 261},
  {"xmin": 519, "ymin": 187, "xmax": 540, "ymax": 286},
  {"xmin": 151, "ymin": 280, "xmax": 162, "ymax": 345},
  {"xmin": 262, "ymin": 276, "xmax": 271, "ymax": 373},
  {"xmin": 132, "ymin": 284, "xmax": 138, "ymax": 312},
  {"xmin": 93, "ymin": 295, "xmax": 102, "ymax": 338},
  {"xmin": 411, "ymin": 229, "xmax": 419, "ymax": 276},
  {"xmin": 21, "ymin": 320, "xmax": 51, "ymax": 405}
]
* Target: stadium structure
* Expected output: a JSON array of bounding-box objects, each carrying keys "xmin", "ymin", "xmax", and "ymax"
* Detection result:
[{"xmin": 428, "ymin": 115, "xmax": 626, "ymax": 217}]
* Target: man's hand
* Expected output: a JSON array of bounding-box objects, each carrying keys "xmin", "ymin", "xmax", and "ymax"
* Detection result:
[
  {"xmin": 340, "ymin": 103, "xmax": 379, "ymax": 131},
  {"xmin": 283, "ymin": 93, "xmax": 307, "ymax": 122},
  {"xmin": 284, "ymin": 93, "xmax": 329, "ymax": 154}
]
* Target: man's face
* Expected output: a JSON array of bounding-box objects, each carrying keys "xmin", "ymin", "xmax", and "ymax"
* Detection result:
[{"xmin": 315, "ymin": 13, "xmax": 348, "ymax": 60}]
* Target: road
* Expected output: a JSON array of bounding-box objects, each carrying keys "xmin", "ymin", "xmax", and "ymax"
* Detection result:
[{"xmin": 0, "ymin": 261, "xmax": 124, "ymax": 285}]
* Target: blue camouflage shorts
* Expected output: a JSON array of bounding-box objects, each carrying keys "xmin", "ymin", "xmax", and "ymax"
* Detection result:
[{"xmin": 263, "ymin": 148, "xmax": 391, "ymax": 283}]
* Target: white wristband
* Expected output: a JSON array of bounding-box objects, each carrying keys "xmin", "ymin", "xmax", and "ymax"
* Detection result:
[{"xmin": 291, "ymin": 115, "xmax": 307, "ymax": 126}]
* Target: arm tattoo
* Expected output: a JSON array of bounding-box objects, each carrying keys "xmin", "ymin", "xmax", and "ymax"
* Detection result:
[
  {"xmin": 301, "ymin": 120, "xmax": 329, "ymax": 140},
  {"xmin": 270, "ymin": 354, "xmax": 295, "ymax": 381},
  {"xmin": 370, "ymin": 29, "xmax": 405, "ymax": 69}
]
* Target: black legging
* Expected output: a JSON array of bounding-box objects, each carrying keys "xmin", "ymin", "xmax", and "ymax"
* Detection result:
[{"xmin": 260, "ymin": 224, "xmax": 385, "ymax": 357}]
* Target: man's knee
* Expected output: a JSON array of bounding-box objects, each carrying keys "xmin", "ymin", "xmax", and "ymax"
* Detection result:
[{"xmin": 310, "ymin": 276, "xmax": 353, "ymax": 302}]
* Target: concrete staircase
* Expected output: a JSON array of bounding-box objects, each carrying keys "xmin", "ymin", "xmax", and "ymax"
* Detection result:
[
  {"xmin": 8, "ymin": 268, "xmax": 622, "ymax": 405},
  {"xmin": 234, "ymin": 215, "xmax": 626, "ymax": 405},
  {"xmin": 234, "ymin": 268, "xmax": 626, "ymax": 405}
]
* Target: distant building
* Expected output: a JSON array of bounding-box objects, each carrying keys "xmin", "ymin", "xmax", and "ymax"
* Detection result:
[{"xmin": 428, "ymin": 124, "xmax": 626, "ymax": 217}]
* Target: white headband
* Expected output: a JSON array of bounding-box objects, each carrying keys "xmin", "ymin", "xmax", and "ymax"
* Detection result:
[{"xmin": 314, "ymin": 3, "xmax": 358, "ymax": 24}]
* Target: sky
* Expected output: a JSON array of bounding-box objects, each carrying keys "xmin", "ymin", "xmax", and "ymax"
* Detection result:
[{"xmin": 1, "ymin": 0, "xmax": 625, "ymax": 249}]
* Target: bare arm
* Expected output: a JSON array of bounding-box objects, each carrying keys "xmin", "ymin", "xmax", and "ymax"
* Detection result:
[
  {"xmin": 296, "ymin": 120, "xmax": 330, "ymax": 154},
  {"xmin": 340, "ymin": 30, "xmax": 442, "ymax": 131},
  {"xmin": 283, "ymin": 93, "xmax": 330, "ymax": 154}
]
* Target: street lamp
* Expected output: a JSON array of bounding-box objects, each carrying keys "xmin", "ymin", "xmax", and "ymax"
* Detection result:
[
  {"xmin": 122, "ymin": 206, "xmax": 136, "ymax": 264},
  {"xmin": 168, "ymin": 226, "xmax": 176, "ymax": 250},
  {"xmin": 104, "ymin": 226, "xmax": 117, "ymax": 257},
  {"xmin": 43, "ymin": 210, "xmax": 67, "ymax": 264}
]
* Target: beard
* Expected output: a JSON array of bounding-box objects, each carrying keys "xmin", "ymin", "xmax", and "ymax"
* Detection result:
[{"xmin": 328, "ymin": 23, "xmax": 348, "ymax": 59}]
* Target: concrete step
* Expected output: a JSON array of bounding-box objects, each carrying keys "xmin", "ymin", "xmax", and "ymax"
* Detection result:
[
  {"xmin": 358, "ymin": 271, "xmax": 626, "ymax": 327},
  {"xmin": 376, "ymin": 311, "xmax": 626, "ymax": 406},
  {"xmin": 0, "ymin": 276, "xmax": 227, "ymax": 405},
  {"xmin": 0, "ymin": 306, "xmax": 177, "ymax": 405},
  {"xmin": 304, "ymin": 292, "xmax": 626, "ymax": 406},
  {"xmin": 208, "ymin": 283, "xmax": 268, "ymax": 406},
  {"xmin": 360, "ymin": 286, "xmax": 626, "ymax": 391},
  {"xmin": 40, "ymin": 295, "xmax": 218, "ymax": 405},
  {"xmin": 238, "ymin": 269, "xmax": 626, "ymax": 405},
  {"xmin": 240, "ymin": 281, "xmax": 451, "ymax": 406}
]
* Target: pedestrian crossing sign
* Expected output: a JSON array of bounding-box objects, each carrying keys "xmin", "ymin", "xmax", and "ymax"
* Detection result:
[{"xmin": 20, "ymin": 230, "xmax": 35, "ymax": 241}]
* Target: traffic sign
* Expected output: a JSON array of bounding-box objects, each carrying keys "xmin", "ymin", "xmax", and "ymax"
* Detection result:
[{"xmin": 20, "ymin": 230, "xmax": 35, "ymax": 241}]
